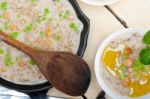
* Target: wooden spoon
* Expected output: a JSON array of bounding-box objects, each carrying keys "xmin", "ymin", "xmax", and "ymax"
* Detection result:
[{"xmin": 0, "ymin": 31, "xmax": 91, "ymax": 96}]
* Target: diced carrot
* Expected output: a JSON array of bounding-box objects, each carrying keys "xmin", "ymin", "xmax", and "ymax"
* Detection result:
[
  {"xmin": 0, "ymin": 67, "xmax": 7, "ymax": 72},
  {"xmin": 123, "ymin": 58, "xmax": 133, "ymax": 67},
  {"xmin": 124, "ymin": 47, "xmax": 132, "ymax": 55},
  {"xmin": 3, "ymin": 12, "xmax": 10, "ymax": 20},
  {"xmin": 18, "ymin": 60, "xmax": 25, "ymax": 67},
  {"xmin": 10, "ymin": 23, "xmax": 17, "ymax": 31},
  {"xmin": 45, "ymin": 28, "xmax": 52, "ymax": 37}
]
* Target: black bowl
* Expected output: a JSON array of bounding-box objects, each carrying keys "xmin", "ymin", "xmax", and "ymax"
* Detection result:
[{"xmin": 0, "ymin": 0, "xmax": 90, "ymax": 95}]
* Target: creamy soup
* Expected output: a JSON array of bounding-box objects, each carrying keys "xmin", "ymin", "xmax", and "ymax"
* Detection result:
[
  {"xmin": 101, "ymin": 32, "xmax": 150, "ymax": 97},
  {"xmin": 0, "ymin": 0, "xmax": 83, "ymax": 85}
]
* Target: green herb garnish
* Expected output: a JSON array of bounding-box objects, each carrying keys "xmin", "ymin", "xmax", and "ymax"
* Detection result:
[
  {"xmin": 1, "ymin": 2, "xmax": 8, "ymax": 11},
  {"xmin": 29, "ymin": 59, "xmax": 36, "ymax": 65},
  {"xmin": 44, "ymin": 8, "xmax": 50, "ymax": 16},
  {"xmin": 69, "ymin": 22, "xmax": 78, "ymax": 33},
  {"xmin": 4, "ymin": 22, "xmax": 8, "ymax": 30},
  {"xmin": 118, "ymin": 65, "xmax": 126, "ymax": 80},
  {"xmin": 0, "ymin": 48, "xmax": 4, "ymax": 54},
  {"xmin": 54, "ymin": 34, "xmax": 62, "ymax": 41},
  {"xmin": 39, "ymin": 31, "xmax": 44, "ymax": 37},
  {"xmin": 37, "ymin": 16, "xmax": 46, "ymax": 23},
  {"xmin": 10, "ymin": 32, "xmax": 19, "ymax": 39},
  {"xmin": 143, "ymin": 30, "xmax": 150, "ymax": 45},
  {"xmin": 59, "ymin": 10, "xmax": 71, "ymax": 19},
  {"xmin": 23, "ymin": 24, "xmax": 33, "ymax": 33},
  {"xmin": 140, "ymin": 31, "xmax": 150, "ymax": 65},
  {"xmin": 31, "ymin": 0, "xmax": 37, "ymax": 3},
  {"xmin": 56, "ymin": 0, "xmax": 60, "ymax": 3},
  {"xmin": 4, "ymin": 53, "xmax": 13, "ymax": 66},
  {"xmin": 133, "ymin": 58, "xmax": 146, "ymax": 72},
  {"xmin": 140, "ymin": 48, "xmax": 150, "ymax": 65}
]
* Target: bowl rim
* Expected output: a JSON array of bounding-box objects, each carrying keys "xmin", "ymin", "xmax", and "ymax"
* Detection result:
[
  {"xmin": 80, "ymin": 0, "xmax": 120, "ymax": 6},
  {"xmin": 0, "ymin": 0, "xmax": 90, "ymax": 94},
  {"xmin": 95, "ymin": 28, "xmax": 149, "ymax": 99}
]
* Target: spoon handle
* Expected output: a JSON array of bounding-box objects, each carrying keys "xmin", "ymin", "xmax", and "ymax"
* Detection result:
[{"xmin": 0, "ymin": 31, "xmax": 36, "ymax": 57}]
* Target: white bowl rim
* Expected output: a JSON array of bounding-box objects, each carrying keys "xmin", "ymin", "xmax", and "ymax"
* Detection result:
[
  {"xmin": 94, "ymin": 28, "xmax": 150, "ymax": 99},
  {"xmin": 80, "ymin": 0, "xmax": 120, "ymax": 6}
]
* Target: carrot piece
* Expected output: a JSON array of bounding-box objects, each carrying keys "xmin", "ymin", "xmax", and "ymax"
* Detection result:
[
  {"xmin": 45, "ymin": 28, "xmax": 52, "ymax": 37},
  {"xmin": 124, "ymin": 47, "xmax": 133, "ymax": 55},
  {"xmin": 10, "ymin": 23, "xmax": 17, "ymax": 31},
  {"xmin": 18, "ymin": 60, "xmax": 26, "ymax": 67},
  {"xmin": 3, "ymin": 12, "xmax": 10, "ymax": 20}
]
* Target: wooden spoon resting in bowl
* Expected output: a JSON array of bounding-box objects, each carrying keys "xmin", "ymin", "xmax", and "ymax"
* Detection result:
[{"xmin": 0, "ymin": 31, "xmax": 91, "ymax": 96}]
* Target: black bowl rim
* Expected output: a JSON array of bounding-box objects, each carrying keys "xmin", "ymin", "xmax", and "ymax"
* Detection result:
[{"xmin": 0, "ymin": 0, "xmax": 90, "ymax": 94}]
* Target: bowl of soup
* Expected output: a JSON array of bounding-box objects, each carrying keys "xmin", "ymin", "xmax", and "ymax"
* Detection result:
[
  {"xmin": 95, "ymin": 28, "xmax": 150, "ymax": 99},
  {"xmin": 0, "ymin": 0, "xmax": 90, "ymax": 93}
]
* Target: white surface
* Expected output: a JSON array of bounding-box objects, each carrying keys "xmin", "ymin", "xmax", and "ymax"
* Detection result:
[
  {"xmin": 95, "ymin": 28, "xmax": 149, "ymax": 99},
  {"xmin": 80, "ymin": 0, "xmax": 120, "ymax": 6}
]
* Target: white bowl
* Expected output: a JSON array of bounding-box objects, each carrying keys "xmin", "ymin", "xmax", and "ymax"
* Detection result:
[
  {"xmin": 95, "ymin": 28, "xmax": 150, "ymax": 99},
  {"xmin": 81, "ymin": 0, "xmax": 120, "ymax": 6}
]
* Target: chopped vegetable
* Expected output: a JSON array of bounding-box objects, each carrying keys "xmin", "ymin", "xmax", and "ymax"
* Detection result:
[
  {"xmin": 4, "ymin": 53, "xmax": 13, "ymax": 66},
  {"xmin": 140, "ymin": 48, "xmax": 150, "ymax": 65},
  {"xmin": 37, "ymin": 16, "xmax": 46, "ymax": 23},
  {"xmin": 54, "ymin": 34, "xmax": 62, "ymax": 41},
  {"xmin": 2, "ymin": 12, "xmax": 10, "ymax": 20},
  {"xmin": 1, "ymin": 2, "xmax": 8, "ymax": 11},
  {"xmin": 40, "ymin": 31, "xmax": 44, "ymax": 37},
  {"xmin": 55, "ymin": 0, "xmax": 60, "ymax": 3},
  {"xmin": 4, "ymin": 22, "xmax": 9, "ymax": 30},
  {"xmin": 44, "ymin": 8, "xmax": 50, "ymax": 16},
  {"xmin": 10, "ymin": 32, "xmax": 19, "ymax": 39},
  {"xmin": 18, "ymin": 60, "xmax": 25, "ymax": 67},
  {"xmin": 45, "ymin": 28, "xmax": 52, "ymax": 37},
  {"xmin": 59, "ymin": 10, "xmax": 71, "ymax": 19},
  {"xmin": 118, "ymin": 65, "xmax": 126, "ymax": 80},
  {"xmin": 10, "ymin": 23, "xmax": 17, "ymax": 31},
  {"xmin": 0, "ymin": 48, "xmax": 4, "ymax": 54},
  {"xmin": 31, "ymin": 0, "xmax": 37, "ymax": 3},
  {"xmin": 23, "ymin": 24, "xmax": 33, "ymax": 33},
  {"xmin": 29, "ymin": 59, "xmax": 36, "ymax": 65},
  {"xmin": 133, "ymin": 59, "xmax": 145, "ymax": 72},
  {"xmin": 143, "ymin": 30, "xmax": 150, "ymax": 45},
  {"xmin": 124, "ymin": 47, "xmax": 132, "ymax": 55},
  {"xmin": 69, "ymin": 22, "xmax": 78, "ymax": 33}
]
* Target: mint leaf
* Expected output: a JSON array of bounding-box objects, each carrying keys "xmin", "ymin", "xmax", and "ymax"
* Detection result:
[
  {"xmin": 140, "ymin": 48, "xmax": 150, "ymax": 65},
  {"xmin": 143, "ymin": 30, "xmax": 150, "ymax": 45}
]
